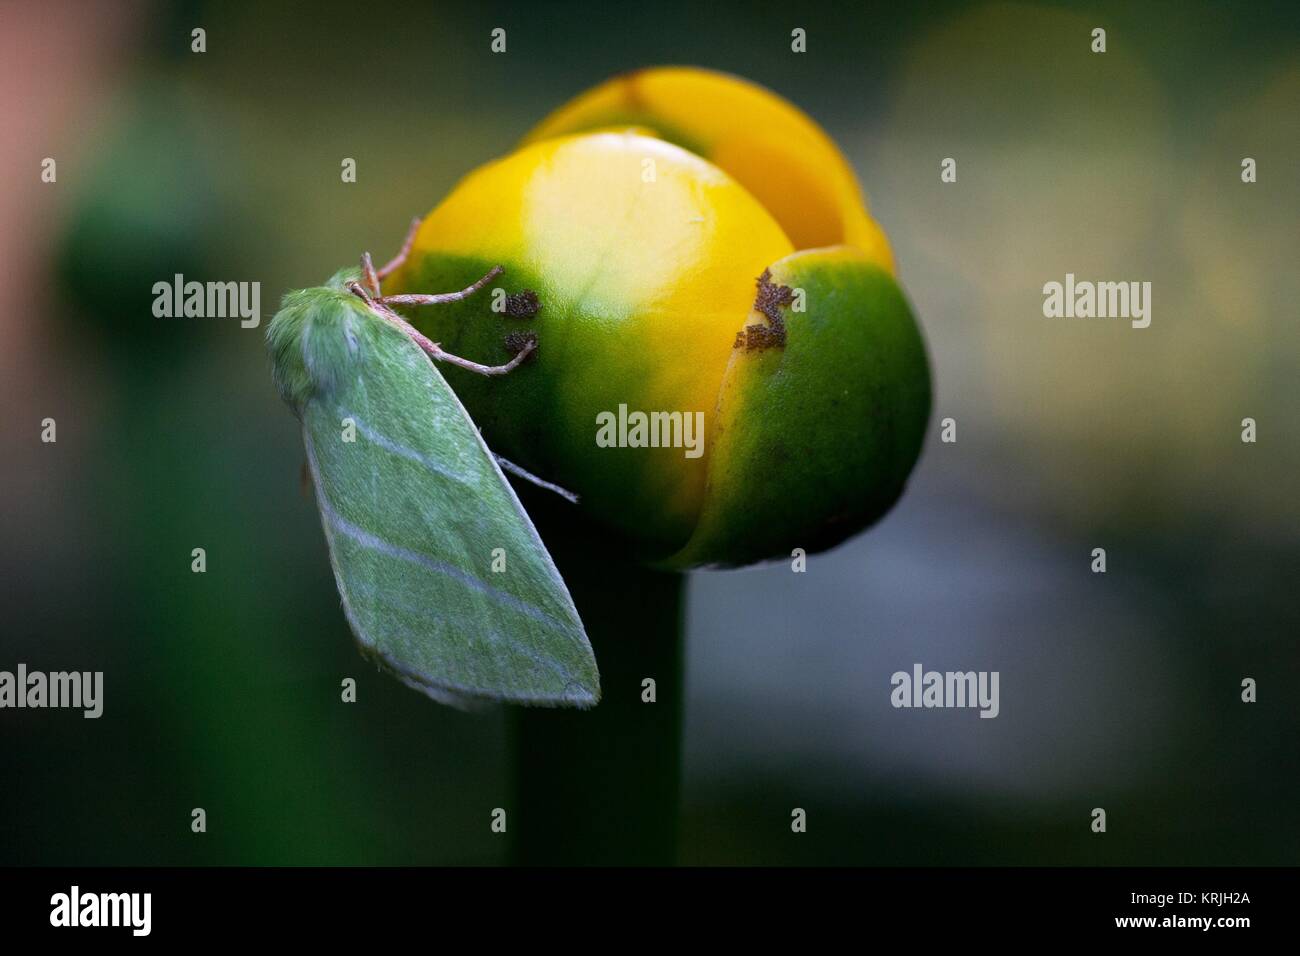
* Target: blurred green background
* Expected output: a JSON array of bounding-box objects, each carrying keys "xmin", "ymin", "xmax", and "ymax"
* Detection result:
[{"xmin": 1, "ymin": 0, "xmax": 1296, "ymax": 864}]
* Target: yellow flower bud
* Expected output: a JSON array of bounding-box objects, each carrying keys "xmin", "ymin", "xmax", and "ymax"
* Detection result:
[{"xmin": 385, "ymin": 67, "xmax": 930, "ymax": 568}]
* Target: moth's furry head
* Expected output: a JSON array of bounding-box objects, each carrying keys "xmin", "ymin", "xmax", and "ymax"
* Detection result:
[{"xmin": 266, "ymin": 273, "xmax": 372, "ymax": 409}]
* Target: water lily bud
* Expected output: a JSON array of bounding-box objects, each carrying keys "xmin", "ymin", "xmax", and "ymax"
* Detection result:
[{"xmin": 385, "ymin": 68, "xmax": 930, "ymax": 568}]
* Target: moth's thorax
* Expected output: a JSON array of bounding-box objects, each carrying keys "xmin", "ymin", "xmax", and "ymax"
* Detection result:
[{"xmin": 266, "ymin": 278, "xmax": 381, "ymax": 408}]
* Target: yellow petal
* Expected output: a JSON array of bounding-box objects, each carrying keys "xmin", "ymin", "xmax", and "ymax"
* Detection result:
[{"xmin": 523, "ymin": 66, "xmax": 895, "ymax": 272}]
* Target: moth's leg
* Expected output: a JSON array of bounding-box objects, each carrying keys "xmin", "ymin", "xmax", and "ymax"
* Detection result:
[
  {"xmin": 299, "ymin": 459, "xmax": 314, "ymax": 500},
  {"xmin": 494, "ymin": 453, "xmax": 579, "ymax": 503},
  {"xmin": 375, "ymin": 216, "xmax": 423, "ymax": 281},
  {"xmin": 360, "ymin": 252, "xmax": 381, "ymax": 298},
  {"xmin": 359, "ymin": 274, "xmax": 530, "ymax": 376},
  {"xmin": 428, "ymin": 339, "xmax": 536, "ymax": 376},
  {"xmin": 377, "ymin": 264, "xmax": 503, "ymax": 308},
  {"xmin": 372, "ymin": 301, "xmax": 535, "ymax": 376}
]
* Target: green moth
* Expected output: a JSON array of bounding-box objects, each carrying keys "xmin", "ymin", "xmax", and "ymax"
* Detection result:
[{"xmin": 265, "ymin": 220, "xmax": 598, "ymax": 708}]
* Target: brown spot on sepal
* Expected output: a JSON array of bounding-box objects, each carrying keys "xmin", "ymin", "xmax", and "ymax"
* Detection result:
[
  {"xmin": 733, "ymin": 324, "xmax": 786, "ymax": 351},
  {"xmin": 504, "ymin": 330, "xmax": 539, "ymax": 360},
  {"xmin": 504, "ymin": 290, "xmax": 541, "ymax": 319},
  {"xmin": 735, "ymin": 269, "xmax": 793, "ymax": 351}
]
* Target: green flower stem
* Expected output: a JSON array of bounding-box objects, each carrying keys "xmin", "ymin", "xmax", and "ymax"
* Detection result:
[{"xmin": 509, "ymin": 486, "xmax": 685, "ymax": 865}]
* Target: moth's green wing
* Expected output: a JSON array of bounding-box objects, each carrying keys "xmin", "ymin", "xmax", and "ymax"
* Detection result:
[{"xmin": 268, "ymin": 285, "xmax": 599, "ymax": 707}]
